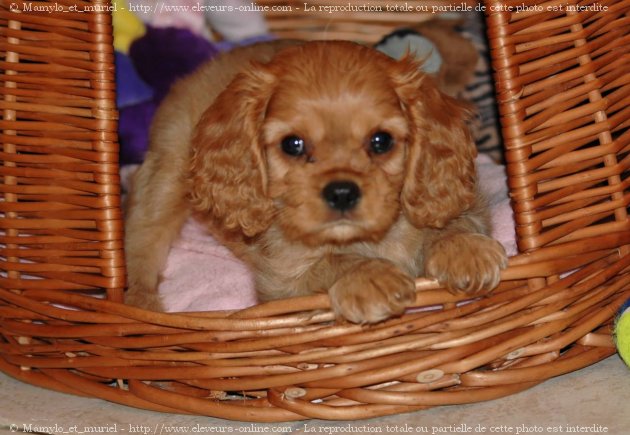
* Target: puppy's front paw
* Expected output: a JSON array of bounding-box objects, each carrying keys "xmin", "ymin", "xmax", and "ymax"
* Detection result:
[
  {"xmin": 328, "ymin": 259, "xmax": 416, "ymax": 324},
  {"xmin": 426, "ymin": 233, "xmax": 507, "ymax": 294}
]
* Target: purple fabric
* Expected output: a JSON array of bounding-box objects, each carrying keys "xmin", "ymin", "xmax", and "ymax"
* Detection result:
[
  {"xmin": 115, "ymin": 51, "xmax": 154, "ymax": 109},
  {"xmin": 118, "ymin": 102, "xmax": 156, "ymax": 165},
  {"xmin": 129, "ymin": 26, "xmax": 219, "ymax": 102},
  {"xmin": 118, "ymin": 26, "xmax": 219, "ymax": 164}
]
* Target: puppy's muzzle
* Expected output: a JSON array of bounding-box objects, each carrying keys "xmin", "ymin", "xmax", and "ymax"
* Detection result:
[{"xmin": 322, "ymin": 180, "xmax": 361, "ymax": 212}]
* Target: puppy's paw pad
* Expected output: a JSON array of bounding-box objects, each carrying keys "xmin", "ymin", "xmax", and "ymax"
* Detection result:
[
  {"xmin": 329, "ymin": 260, "xmax": 416, "ymax": 324},
  {"xmin": 426, "ymin": 233, "xmax": 507, "ymax": 294}
]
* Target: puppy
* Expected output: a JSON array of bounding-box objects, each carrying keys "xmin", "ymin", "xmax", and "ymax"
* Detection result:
[{"xmin": 124, "ymin": 40, "xmax": 508, "ymax": 324}]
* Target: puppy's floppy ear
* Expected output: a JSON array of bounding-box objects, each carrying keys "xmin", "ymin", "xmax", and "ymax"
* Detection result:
[
  {"xmin": 391, "ymin": 56, "xmax": 477, "ymax": 229},
  {"xmin": 188, "ymin": 64, "xmax": 276, "ymax": 237}
]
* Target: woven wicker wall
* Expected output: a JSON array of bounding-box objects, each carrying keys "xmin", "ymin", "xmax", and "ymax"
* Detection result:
[
  {"xmin": 486, "ymin": 0, "xmax": 629, "ymax": 253},
  {"xmin": 0, "ymin": 0, "xmax": 124, "ymax": 301},
  {"xmin": 259, "ymin": 0, "xmax": 477, "ymax": 42}
]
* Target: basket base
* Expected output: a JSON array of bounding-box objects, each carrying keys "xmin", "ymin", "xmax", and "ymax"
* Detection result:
[{"xmin": 1, "ymin": 354, "xmax": 625, "ymax": 427}]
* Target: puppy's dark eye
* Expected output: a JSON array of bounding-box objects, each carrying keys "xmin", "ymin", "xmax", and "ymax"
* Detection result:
[
  {"xmin": 370, "ymin": 131, "xmax": 394, "ymax": 154},
  {"xmin": 281, "ymin": 135, "xmax": 306, "ymax": 157}
]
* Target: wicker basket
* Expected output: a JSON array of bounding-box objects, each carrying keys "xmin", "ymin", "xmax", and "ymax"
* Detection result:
[{"xmin": 1, "ymin": 0, "xmax": 629, "ymax": 423}]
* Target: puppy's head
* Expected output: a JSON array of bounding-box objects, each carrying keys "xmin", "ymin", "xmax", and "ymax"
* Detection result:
[{"xmin": 189, "ymin": 41, "xmax": 476, "ymax": 244}]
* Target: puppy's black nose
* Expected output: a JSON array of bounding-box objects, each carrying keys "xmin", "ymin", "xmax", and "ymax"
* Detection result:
[{"xmin": 322, "ymin": 180, "xmax": 361, "ymax": 212}]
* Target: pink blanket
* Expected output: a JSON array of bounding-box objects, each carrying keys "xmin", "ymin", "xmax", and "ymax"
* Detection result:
[{"xmin": 121, "ymin": 154, "xmax": 516, "ymax": 312}]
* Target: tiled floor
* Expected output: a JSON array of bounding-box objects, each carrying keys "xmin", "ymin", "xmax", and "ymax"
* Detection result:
[{"xmin": 1, "ymin": 355, "xmax": 628, "ymax": 434}]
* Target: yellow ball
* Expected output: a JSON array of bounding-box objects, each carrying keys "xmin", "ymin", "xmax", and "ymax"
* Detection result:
[{"xmin": 615, "ymin": 305, "xmax": 630, "ymax": 368}]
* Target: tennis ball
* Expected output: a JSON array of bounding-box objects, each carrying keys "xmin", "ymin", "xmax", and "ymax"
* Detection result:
[{"xmin": 614, "ymin": 299, "xmax": 630, "ymax": 368}]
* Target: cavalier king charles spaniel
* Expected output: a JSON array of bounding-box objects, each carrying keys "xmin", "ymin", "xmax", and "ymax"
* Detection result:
[{"xmin": 124, "ymin": 40, "xmax": 507, "ymax": 324}]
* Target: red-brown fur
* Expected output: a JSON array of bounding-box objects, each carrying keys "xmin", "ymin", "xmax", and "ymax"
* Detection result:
[{"xmin": 125, "ymin": 40, "xmax": 507, "ymax": 324}]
